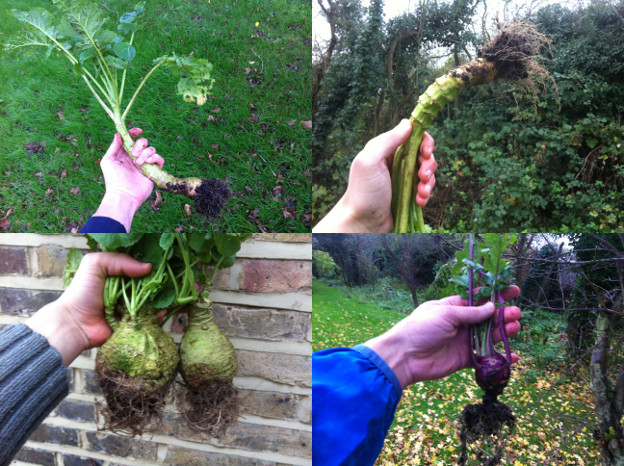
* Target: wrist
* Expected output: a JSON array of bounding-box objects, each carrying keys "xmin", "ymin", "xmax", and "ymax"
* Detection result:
[
  {"xmin": 363, "ymin": 329, "xmax": 413, "ymax": 389},
  {"xmin": 313, "ymin": 194, "xmax": 372, "ymax": 233},
  {"xmin": 25, "ymin": 302, "xmax": 89, "ymax": 366},
  {"xmin": 93, "ymin": 191, "xmax": 141, "ymax": 232}
]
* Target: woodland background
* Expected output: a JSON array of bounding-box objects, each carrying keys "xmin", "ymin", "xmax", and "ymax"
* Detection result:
[{"xmin": 312, "ymin": 0, "xmax": 624, "ymax": 231}]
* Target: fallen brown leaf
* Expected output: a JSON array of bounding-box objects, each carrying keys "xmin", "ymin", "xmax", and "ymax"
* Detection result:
[
  {"xmin": 184, "ymin": 204, "xmax": 192, "ymax": 216},
  {"xmin": 70, "ymin": 187, "xmax": 81, "ymax": 195},
  {"xmin": 249, "ymin": 114, "xmax": 259, "ymax": 123},
  {"xmin": 45, "ymin": 188, "xmax": 54, "ymax": 196},
  {"xmin": 300, "ymin": 120, "xmax": 312, "ymax": 129}
]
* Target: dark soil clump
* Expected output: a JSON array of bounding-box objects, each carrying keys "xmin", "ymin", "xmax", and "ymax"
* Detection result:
[
  {"xmin": 193, "ymin": 178, "xmax": 232, "ymax": 219},
  {"xmin": 459, "ymin": 393, "xmax": 516, "ymax": 465},
  {"xmin": 178, "ymin": 379, "xmax": 240, "ymax": 437},
  {"xmin": 478, "ymin": 23, "xmax": 549, "ymax": 80},
  {"xmin": 96, "ymin": 355, "xmax": 174, "ymax": 436}
]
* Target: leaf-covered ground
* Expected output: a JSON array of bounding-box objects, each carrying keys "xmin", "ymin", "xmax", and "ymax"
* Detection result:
[
  {"xmin": 0, "ymin": 0, "xmax": 311, "ymax": 232},
  {"xmin": 313, "ymin": 281, "xmax": 600, "ymax": 465}
]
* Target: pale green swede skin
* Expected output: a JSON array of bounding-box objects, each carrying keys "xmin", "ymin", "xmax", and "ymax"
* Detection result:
[
  {"xmin": 179, "ymin": 297, "xmax": 238, "ymax": 388},
  {"xmin": 97, "ymin": 314, "xmax": 179, "ymax": 392}
]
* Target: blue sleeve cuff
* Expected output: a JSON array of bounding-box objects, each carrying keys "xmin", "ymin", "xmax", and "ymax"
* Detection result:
[
  {"xmin": 353, "ymin": 344, "xmax": 403, "ymax": 397},
  {"xmin": 79, "ymin": 216, "xmax": 127, "ymax": 233}
]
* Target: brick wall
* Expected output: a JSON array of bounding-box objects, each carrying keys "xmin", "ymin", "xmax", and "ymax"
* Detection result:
[{"xmin": 0, "ymin": 234, "xmax": 312, "ymax": 466}]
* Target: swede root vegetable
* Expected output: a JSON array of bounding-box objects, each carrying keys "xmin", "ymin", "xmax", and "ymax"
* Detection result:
[
  {"xmin": 391, "ymin": 23, "xmax": 551, "ymax": 232},
  {"xmin": 178, "ymin": 295, "xmax": 239, "ymax": 436},
  {"xmin": 452, "ymin": 233, "xmax": 517, "ymax": 465},
  {"xmin": 96, "ymin": 314, "xmax": 179, "ymax": 435}
]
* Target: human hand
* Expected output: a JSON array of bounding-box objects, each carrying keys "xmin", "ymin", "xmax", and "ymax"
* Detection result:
[
  {"xmin": 313, "ymin": 119, "xmax": 437, "ymax": 233},
  {"xmin": 364, "ymin": 286, "xmax": 521, "ymax": 389},
  {"xmin": 93, "ymin": 128, "xmax": 164, "ymax": 231},
  {"xmin": 25, "ymin": 253, "xmax": 152, "ymax": 366}
]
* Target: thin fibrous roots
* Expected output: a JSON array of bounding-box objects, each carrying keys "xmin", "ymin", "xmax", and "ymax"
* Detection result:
[
  {"xmin": 96, "ymin": 356, "xmax": 174, "ymax": 436},
  {"xmin": 459, "ymin": 394, "xmax": 516, "ymax": 466},
  {"xmin": 178, "ymin": 379, "xmax": 240, "ymax": 437},
  {"xmin": 165, "ymin": 177, "xmax": 232, "ymax": 219}
]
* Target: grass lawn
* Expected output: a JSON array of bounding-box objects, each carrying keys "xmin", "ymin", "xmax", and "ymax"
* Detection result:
[
  {"xmin": 0, "ymin": 0, "xmax": 311, "ymax": 232},
  {"xmin": 313, "ymin": 281, "xmax": 600, "ymax": 465}
]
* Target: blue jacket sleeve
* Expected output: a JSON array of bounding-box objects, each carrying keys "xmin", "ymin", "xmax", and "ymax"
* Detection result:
[
  {"xmin": 79, "ymin": 216, "xmax": 127, "ymax": 233},
  {"xmin": 312, "ymin": 344, "xmax": 403, "ymax": 466}
]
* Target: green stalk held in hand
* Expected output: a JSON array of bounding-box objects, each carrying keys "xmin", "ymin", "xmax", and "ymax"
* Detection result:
[
  {"xmin": 6, "ymin": 1, "xmax": 230, "ymax": 219},
  {"xmin": 391, "ymin": 23, "xmax": 550, "ymax": 232}
]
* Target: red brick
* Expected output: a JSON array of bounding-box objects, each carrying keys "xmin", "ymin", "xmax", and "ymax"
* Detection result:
[
  {"xmin": 240, "ymin": 260, "xmax": 311, "ymax": 293},
  {"xmin": 0, "ymin": 246, "xmax": 28, "ymax": 275}
]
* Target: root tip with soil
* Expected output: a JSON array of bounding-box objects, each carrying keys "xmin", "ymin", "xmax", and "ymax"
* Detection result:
[
  {"xmin": 193, "ymin": 178, "xmax": 232, "ymax": 219},
  {"xmin": 459, "ymin": 393, "xmax": 516, "ymax": 466},
  {"xmin": 178, "ymin": 378, "xmax": 240, "ymax": 437},
  {"xmin": 96, "ymin": 357, "xmax": 174, "ymax": 436}
]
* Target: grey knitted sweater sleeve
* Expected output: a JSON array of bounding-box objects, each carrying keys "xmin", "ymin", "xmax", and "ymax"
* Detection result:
[{"xmin": 0, "ymin": 324, "xmax": 70, "ymax": 466}]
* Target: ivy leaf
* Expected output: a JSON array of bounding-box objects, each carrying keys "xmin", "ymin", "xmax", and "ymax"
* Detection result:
[
  {"xmin": 113, "ymin": 41, "xmax": 135, "ymax": 62},
  {"xmin": 157, "ymin": 54, "xmax": 215, "ymax": 106}
]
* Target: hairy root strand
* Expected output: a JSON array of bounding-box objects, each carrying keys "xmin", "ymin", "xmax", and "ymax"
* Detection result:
[
  {"xmin": 96, "ymin": 356, "xmax": 174, "ymax": 436},
  {"xmin": 178, "ymin": 379, "xmax": 240, "ymax": 437}
]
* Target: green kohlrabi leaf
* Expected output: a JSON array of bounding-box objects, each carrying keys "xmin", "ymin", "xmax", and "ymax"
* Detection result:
[
  {"xmin": 8, "ymin": 8, "xmax": 59, "ymax": 45},
  {"xmin": 157, "ymin": 54, "xmax": 215, "ymax": 106},
  {"xmin": 104, "ymin": 55, "xmax": 127, "ymax": 69},
  {"xmin": 62, "ymin": 248, "xmax": 84, "ymax": 287},
  {"xmin": 87, "ymin": 233, "xmax": 144, "ymax": 251},
  {"xmin": 113, "ymin": 41, "xmax": 135, "ymax": 62}
]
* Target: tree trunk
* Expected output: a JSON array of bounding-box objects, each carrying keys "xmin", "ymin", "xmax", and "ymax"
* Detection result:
[{"xmin": 590, "ymin": 310, "xmax": 624, "ymax": 465}]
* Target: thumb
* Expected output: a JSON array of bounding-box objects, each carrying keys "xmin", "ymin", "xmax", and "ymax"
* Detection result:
[
  {"xmin": 447, "ymin": 301, "xmax": 496, "ymax": 326},
  {"xmin": 102, "ymin": 133, "xmax": 123, "ymax": 161},
  {"xmin": 364, "ymin": 119, "xmax": 412, "ymax": 165}
]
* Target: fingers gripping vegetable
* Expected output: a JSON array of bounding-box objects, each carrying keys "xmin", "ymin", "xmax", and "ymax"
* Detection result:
[
  {"xmin": 391, "ymin": 23, "xmax": 551, "ymax": 232},
  {"xmin": 178, "ymin": 295, "xmax": 239, "ymax": 436},
  {"xmin": 6, "ymin": 1, "xmax": 230, "ymax": 219},
  {"xmin": 63, "ymin": 233, "xmax": 249, "ymax": 435},
  {"xmin": 451, "ymin": 233, "xmax": 518, "ymax": 465}
]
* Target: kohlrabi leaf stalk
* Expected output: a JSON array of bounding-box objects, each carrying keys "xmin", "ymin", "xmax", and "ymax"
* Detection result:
[
  {"xmin": 456, "ymin": 233, "xmax": 518, "ymax": 465},
  {"xmin": 391, "ymin": 24, "xmax": 551, "ymax": 232},
  {"xmin": 6, "ymin": 1, "xmax": 231, "ymax": 219}
]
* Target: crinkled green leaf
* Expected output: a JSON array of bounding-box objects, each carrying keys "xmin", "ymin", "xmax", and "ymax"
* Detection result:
[
  {"xmin": 8, "ymin": 8, "xmax": 59, "ymax": 44},
  {"xmin": 62, "ymin": 248, "xmax": 84, "ymax": 287},
  {"xmin": 157, "ymin": 54, "xmax": 215, "ymax": 106},
  {"xmin": 215, "ymin": 234, "xmax": 245, "ymax": 257},
  {"xmin": 87, "ymin": 233, "xmax": 144, "ymax": 251},
  {"xmin": 94, "ymin": 28, "xmax": 117, "ymax": 46},
  {"xmin": 113, "ymin": 41, "xmax": 135, "ymax": 61},
  {"xmin": 117, "ymin": 21, "xmax": 138, "ymax": 35},
  {"xmin": 104, "ymin": 55, "xmax": 127, "ymax": 69},
  {"xmin": 78, "ymin": 46, "xmax": 96, "ymax": 63},
  {"xmin": 65, "ymin": 3, "xmax": 106, "ymax": 40}
]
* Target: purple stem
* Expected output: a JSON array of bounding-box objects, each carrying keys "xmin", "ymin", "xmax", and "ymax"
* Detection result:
[
  {"xmin": 469, "ymin": 235, "xmax": 479, "ymax": 368},
  {"xmin": 497, "ymin": 290, "xmax": 512, "ymax": 364}
]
